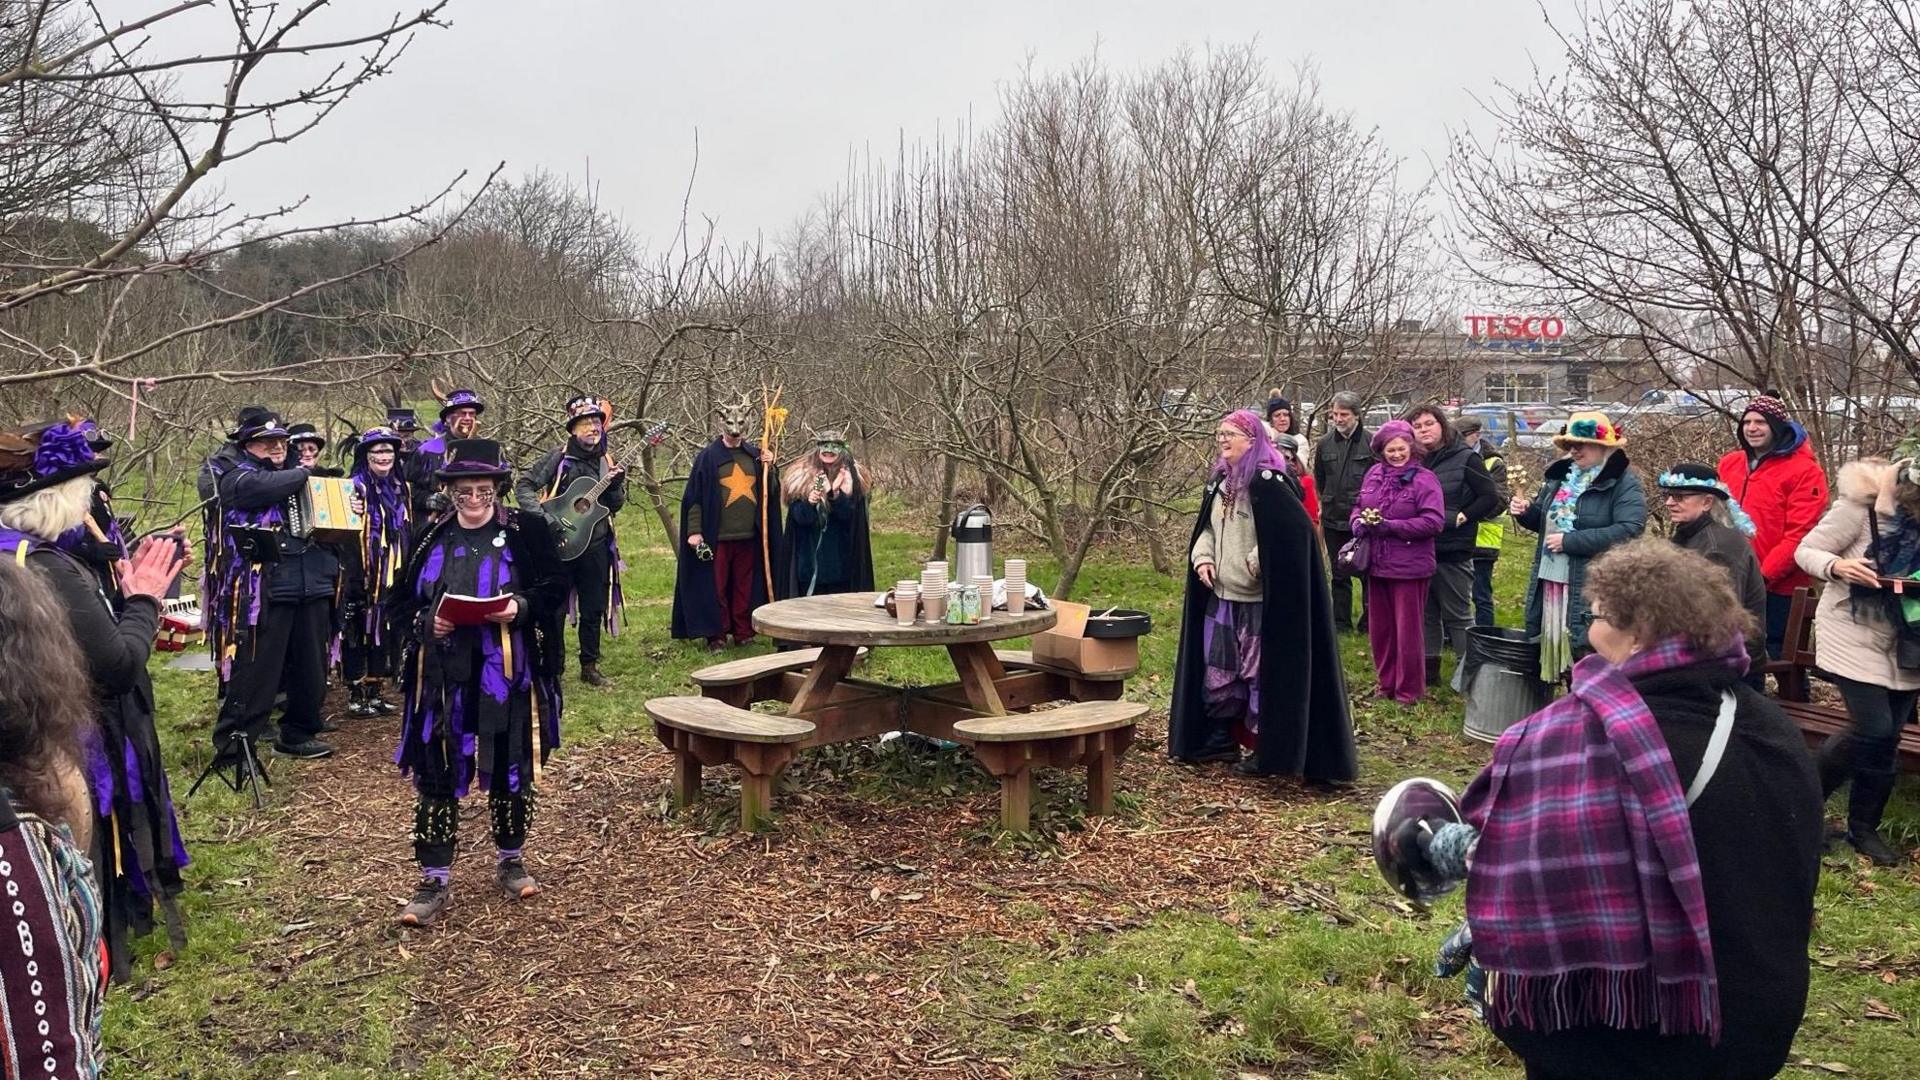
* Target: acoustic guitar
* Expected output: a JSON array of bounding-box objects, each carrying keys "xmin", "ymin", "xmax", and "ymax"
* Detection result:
[{"xmin": 542, "ymin": 420, "xmax": 668, "ymax": 561}]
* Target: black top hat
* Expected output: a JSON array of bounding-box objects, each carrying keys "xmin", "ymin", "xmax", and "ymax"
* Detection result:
[
  {"xmin": 565, "ymin": 395, "xmax": 607, "ymax": 429},
  {"xmin": 439, "ymin": 389, "xmax": 486, "ymax": 420},
  {"xmin": 1656, "ymin": 461, "xmax": 1730, "ymax": 498},
  {"xmin": 386, "ymin": 407, "xmax": 422, "ymax": 433},
  {"xmin": 434, "ymin": 438, "xmax": 511, "ymax": 481},
  {"xmin": 230, "ymin": 406, "xmax": 288, "ymax": 444},
  {"xmin": 226, "ymin": 403, "xmax": 286, "ymax": 441},
  {"xmin": 286, "ymin": 422, "xmax": 326, "ymax": 448},
  {"xmin": 0, "ymin": 418, "xmax": 111, "ymax": 502}
]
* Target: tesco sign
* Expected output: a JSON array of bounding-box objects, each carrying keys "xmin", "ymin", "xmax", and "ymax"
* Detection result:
[{"xmin": 1464, "ymin": 314, "xmax": 1566, "ymax": 340}]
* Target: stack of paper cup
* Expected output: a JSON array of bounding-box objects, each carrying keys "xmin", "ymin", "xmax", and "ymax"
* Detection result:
[
  {"xmin": 1003, "ymin": 559, "xmax": 1027, "ymax": 613},
  {"xmin": 974, "ymin": 575, "xmax": 995, "ymax": 621},
  {"xmin": 894, "ymin": 580, "xmax": 919, "ymax": 625},
  {"xmin": 919, "ymin": 566, "xmax": 949, "ymax": 622}
]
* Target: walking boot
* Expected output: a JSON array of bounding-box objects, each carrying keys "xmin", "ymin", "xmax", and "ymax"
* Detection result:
[
  {"xmin": 579, "ymin": 662, "xmax": 610, "ymax": 688},
  {"xmin": 367, "ymin": 680, "xmax": 397, "ymax": 715},
  {"xmin": 1846, "ymin": 739, "xmax": 1903, "ymax": 865},
  {"xmin": 399, "ymin": 878, "xmax": 452, "ymax": 926},
  {"xmin": 347, "ymin": 683, "xmax": 375, "ymax": 718},
  {"xmin": 1425, "ymin": 655, "xmax": 1443, "ymax": 687},
  {"xmin": 1847, "ymin": 825, "xmax": 1906, "ymax": 866},
  {"xmin": 497, "ymin": 857, "xmax": 542, "ymax": 900}
]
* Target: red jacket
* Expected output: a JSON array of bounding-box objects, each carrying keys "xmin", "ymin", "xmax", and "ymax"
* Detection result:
[
  {"xmin": 1717, "ymin": 427, "xmax": 1829, "ymax": 595},
  {"xmin": 1301, "ymin": 473, "xmax": 1322, "ymax": 527}
]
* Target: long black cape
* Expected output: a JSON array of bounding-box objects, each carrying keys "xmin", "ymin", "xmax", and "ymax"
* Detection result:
[
  {"xmin": 670, "ymin": 438, "xmax": 786, "ymax": 640},
  {"xmin": 1168, "ymin": 469, "xmax": 1357, "ymax": 781},
  {"xmin": 780, "ymin": 468, "xmax": 875, "ymax": 597}
]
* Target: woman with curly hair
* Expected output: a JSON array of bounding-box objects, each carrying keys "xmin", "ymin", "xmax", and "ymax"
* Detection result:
[
  {"xmin": 1400, "ymin": 540, "xmax": 1823, "ymax": 1079},
  {"xmin": 0, "ymin": 557, "xmax": 108, "ymax": 1077},
  {"xmin": 780, "ymin": 429, "xmax": 873, "ymax": 597}
]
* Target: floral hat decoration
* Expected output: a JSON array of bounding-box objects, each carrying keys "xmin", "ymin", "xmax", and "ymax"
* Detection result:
[
  {"xmin": 0, "ymin": 416, "xmax": 111, "ymax": 501},
  {"xmin": 1552, "ymin": 410, "xmax": 1625, "ymax": 450}
]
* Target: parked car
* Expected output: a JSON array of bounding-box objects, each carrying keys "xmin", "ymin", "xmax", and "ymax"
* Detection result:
[{"xmin": 1514, "ymin": 418, "xmax": 1568, "ymax": 450}]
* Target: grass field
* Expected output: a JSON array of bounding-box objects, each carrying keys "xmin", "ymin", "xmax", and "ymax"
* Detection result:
[{"xmin": 101, "ymin": 498, "xmax": 1920, "ymax": 1078}]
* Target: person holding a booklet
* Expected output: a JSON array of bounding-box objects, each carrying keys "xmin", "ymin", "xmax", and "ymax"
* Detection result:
[
  {"xmin": 516, "ymin": 396, "xmax": 626, "ymax": 688},
  {"xmin": 389, "ymin": 438, "xmax": 566, "ymax": 927}
]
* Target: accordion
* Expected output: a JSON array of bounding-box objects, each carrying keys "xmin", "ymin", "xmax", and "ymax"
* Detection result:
[
  {"xmin": 287, "ymin": 477, "xmax": 363, "ymax": 543},
  {"xmin": 156, "ymin": 595, "xmax": 204, "ymax": 652}
]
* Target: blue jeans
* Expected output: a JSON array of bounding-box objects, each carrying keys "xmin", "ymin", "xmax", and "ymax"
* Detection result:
[{"xmin": 1472, "ymin": 557, "xmax": 1498, "ymax": 628}]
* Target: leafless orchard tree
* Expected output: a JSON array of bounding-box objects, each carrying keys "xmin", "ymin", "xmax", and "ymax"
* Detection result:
[
  {"xmin": 784, "ymin": 48, "xmax": 1434, "ymax": 595},
  {"xmin": 1449, "ymin": 0, "xmax": 1920, "ymax": 463},
  {"xmin": 0, "ymin": 3, "xmax": 506, "ymax": 459}
]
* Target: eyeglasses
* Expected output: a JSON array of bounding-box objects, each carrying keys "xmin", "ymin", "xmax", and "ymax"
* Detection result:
[
  {"xmin": 451, "ymin": 488, "xmax": 495, "ymax": 503},
  {"xmin": 1214, "ymin": 431, "xmax": 1247, "ymax": 442}
]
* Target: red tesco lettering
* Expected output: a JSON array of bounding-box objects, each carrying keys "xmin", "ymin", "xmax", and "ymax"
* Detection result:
[{"xmin": 1464, "ymin": 314, "xmax": 1566, "ymax": 340}]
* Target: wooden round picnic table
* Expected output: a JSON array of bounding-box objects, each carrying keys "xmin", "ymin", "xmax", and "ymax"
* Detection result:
[{"xmin": 753, "ymin": 591, "xmax": 1056, "ymax": 717}]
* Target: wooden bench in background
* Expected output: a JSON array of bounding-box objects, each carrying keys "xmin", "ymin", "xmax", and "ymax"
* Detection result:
[
  {"xmin": 644, "ymin": 696, "xmax": 814, "ymax": 830},
  {"xmin": 1766, "ymin": 585, "xmax": 1920, "ymax": 772},
  {"xmin": 953, "ymin": 700, "xmax": 1146, "ymax": 832},
  {"xmin": 690, "ymin": 646, "xmax": 869, "ymax": 707}
]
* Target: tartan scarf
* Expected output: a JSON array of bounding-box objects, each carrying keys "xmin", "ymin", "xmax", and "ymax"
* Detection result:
[{"xmin": 1461, "ymin": 634, "xmax": 1747, "ymax": 1043}]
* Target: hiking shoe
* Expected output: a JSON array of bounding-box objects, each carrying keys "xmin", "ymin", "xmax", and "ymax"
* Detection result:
[
  {"xmin": 1182, "ymin": 744, "xmax": 1241, "ymax": 764},
  {"xmin": 272, "ymin": 738, "xmax": 334, "ymax": 759},
  {"xmin": 369, "ymin": 695, "xmax": 397, "ymax": 715},
  {"xmin": 399, "ymin": 879, "xmax": 451, "ymax": 926},
  {"xmin": 579, "ymin": 663, "xmax": 610, "ymax": 688},
  {"xmin": 1847, "ymin": 826, "xmax": 1907, "ymax": 867},
  {"xmin": 496, "ymin": 858, "xmax": 541, "ymax": 900},
  {"xmin": 1231, "ymin": 757, "xmax": 1280, "ymax": 778}
]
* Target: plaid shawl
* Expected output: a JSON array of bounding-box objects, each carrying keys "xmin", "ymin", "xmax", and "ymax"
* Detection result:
[{"xmin": 1460, "ymin": 635, "xmax": 1748, "ymax": 1042}]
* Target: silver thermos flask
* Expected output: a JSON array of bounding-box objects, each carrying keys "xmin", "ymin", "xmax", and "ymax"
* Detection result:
[{"xmin": 952, "ymin": 504, "xmax": 992, "ymax": 586}]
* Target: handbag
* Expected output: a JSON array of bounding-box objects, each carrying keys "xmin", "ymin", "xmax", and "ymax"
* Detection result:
[{"xmin": 1336, "ymin": 534, "xmax": 1372, "ymax": 575}]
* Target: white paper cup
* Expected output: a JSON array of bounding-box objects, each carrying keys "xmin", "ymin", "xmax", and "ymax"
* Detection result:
[
  {"xmin": 922, "ymin": 591, "xmax": 948, "ymax": 622},
  {"xmin": 895, "ymin": 583, "xmax": 919, "ymax": 625}
]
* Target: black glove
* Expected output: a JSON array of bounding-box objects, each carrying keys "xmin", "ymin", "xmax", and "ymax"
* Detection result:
[
  {"xmin": 426, "ymin": 491, "xmax": 452, "ymax": 514},
  {"xmin": 1388, "ymin": 818, "xmax": 1440, "ymax": 898}
]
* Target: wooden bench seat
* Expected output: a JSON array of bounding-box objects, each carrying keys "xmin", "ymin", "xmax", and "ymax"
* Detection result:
[
  {"xmin": 1767, "ymin": 585, "xmax": 1920, "ymax": 774},
  {"xmin": 690, "ymin": 647, "xmax": 868, "ymax": 706},
  {"xmin": 992, "ymin": 648, "xmax": 1132, "ymax": 682},
  {"xmin": 645, "ymin": 696, "xmax": 814, "ymax": 830},
  {"xmin": 953, "ymin": 700, "xmax": 1146, "ymax": 832}
]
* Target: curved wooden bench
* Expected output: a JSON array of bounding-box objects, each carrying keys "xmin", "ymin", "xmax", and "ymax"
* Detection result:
[
  {"xmin": 690, "ymin": 647, "xmax": 869, "ymax": 707},
  {"xmin": 953, "ymin": 700, "xmax": 1147, "ymax": 832},
  {"xmin": 645, "ymin": 696, "xmax": 815, "ymax": 830}
]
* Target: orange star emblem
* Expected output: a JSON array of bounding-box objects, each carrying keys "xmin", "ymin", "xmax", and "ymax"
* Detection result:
[{"xmin": 719, "ymin": 464, "xmax": 758, "ymax": 507}]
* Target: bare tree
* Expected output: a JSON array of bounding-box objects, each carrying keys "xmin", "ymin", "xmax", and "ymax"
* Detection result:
[{"xmin": 1450, "ymin": 0, "xmax": 1920, "ymax": 461}]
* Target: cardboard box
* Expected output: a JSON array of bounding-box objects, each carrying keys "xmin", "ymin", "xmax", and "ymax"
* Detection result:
[
  {"xmin": 1032, "ymin": 600, "xmax": 1140, "ymax": 675},
  {"xmin": 296, "ymin": 477, "xmax": 363, "ymax": 542}
]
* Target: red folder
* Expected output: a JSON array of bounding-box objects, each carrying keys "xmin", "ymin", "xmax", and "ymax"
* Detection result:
[{"xmin": 435, "ymin": 592, "xmax": 511, "ymax": 626}]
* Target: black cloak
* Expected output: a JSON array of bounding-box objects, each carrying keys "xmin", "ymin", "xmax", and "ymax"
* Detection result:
[
  {"xmin": 1168, "ymin": 469, "xmax": 1357, "ymax": 781},
  {"xmin": 780, "ymin": 466, "xmax": 875, "ymax": 597},
  {"xmin": 670, "ymin": 437, "xmax": 786, "ymax": 640}
]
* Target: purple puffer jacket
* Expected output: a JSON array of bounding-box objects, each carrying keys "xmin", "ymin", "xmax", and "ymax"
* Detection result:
[{"xmin": 1350, "ymin": 462, "xmax": 1445, "ymax": 579}]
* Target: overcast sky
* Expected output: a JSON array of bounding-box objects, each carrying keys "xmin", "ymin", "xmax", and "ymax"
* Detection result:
[{"xmin": 183, "ymin": 0, "xmax": 1580, "ymax": 251}]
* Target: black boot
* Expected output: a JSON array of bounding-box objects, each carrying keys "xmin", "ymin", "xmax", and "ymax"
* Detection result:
[
  {"xmin": 1815, "ymin": 732, "xmax": 1852, "ymax": 800},
  {"xmin": 1425, "ymin": 655, "xmax": 1443, "ymax": 687},
  {"xmin": 579, "ymin": 662, "xmax": 610, "ymax": 688},
  {"xmin": 1846, "ymin": 736, "xmax": 1904, "ymax": 866},
  {"xmin": 367, "ymin": 679, "xmax": 397, "ymax": 714}
]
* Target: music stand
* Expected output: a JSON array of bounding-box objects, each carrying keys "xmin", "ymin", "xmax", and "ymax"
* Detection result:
[{"xmin": 187, "ymin": 732, "xmax": 271, "ymax": 810}]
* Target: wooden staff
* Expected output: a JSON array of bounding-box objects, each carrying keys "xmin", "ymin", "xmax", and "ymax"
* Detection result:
[{"xmin": 759, "ymin": 383, "xmax": 787, "ymax": 599}]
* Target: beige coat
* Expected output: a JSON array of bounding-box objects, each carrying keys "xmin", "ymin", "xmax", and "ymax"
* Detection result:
[{"xmin": 1794, "ymin": 460, "xmax": 1920, "ymax": 690}]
